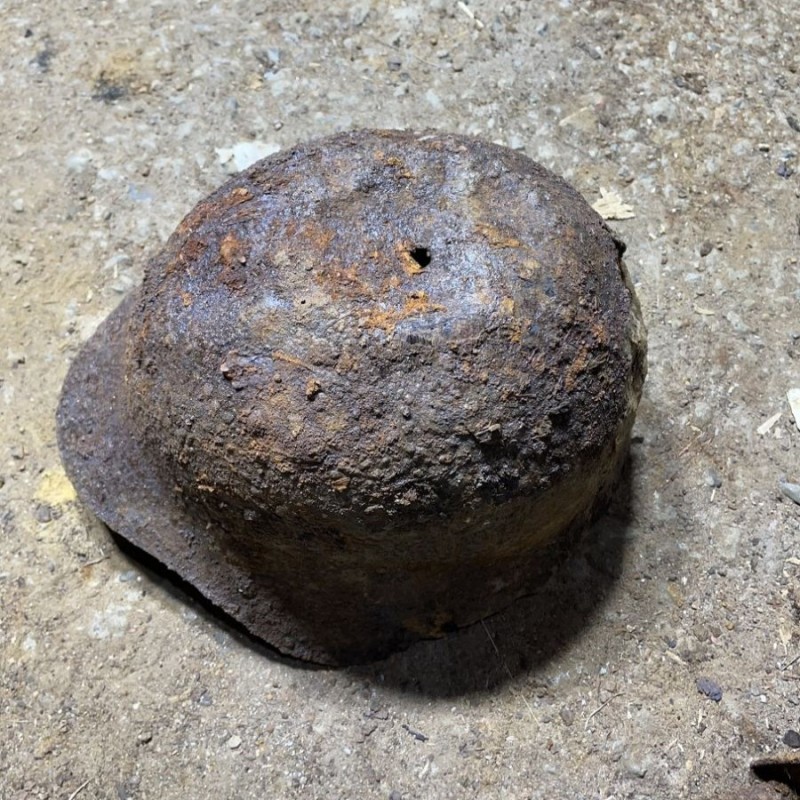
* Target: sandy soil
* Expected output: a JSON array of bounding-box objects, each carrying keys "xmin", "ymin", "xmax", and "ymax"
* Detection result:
[{"xmin": 2, "ymin": 1, "xmax": 800, "ymax": 798}]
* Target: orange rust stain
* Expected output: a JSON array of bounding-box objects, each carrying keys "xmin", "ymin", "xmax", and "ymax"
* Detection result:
[
  {"xmin": 177, "ymin": 200, "xmax": 214, "ymax": 235},
  {"xmin": 305, "ymin": 378, "xmax": 322, "ymax": 399},
  {"xmin": 475, "ymin": 222, "xmax": 522, "ymax": 249},
  {"xmin": 516, "ymin": 258, "xmax": 540, "ymax": 281},
  {"xmin": 362, "ymin": 291, "xmax": 445, "ymax": 333},
  {"xmin": 296, "ymin": 219, "xmax": 336, "ymax": 252},
  {"xmin": 314, "ymin": 262, "xmax": 374, "ymax": 301},
  {"xmin": 591, "ymin": 319, "xmax": 609, "ymax": 346},
  {"xmin": 499, "ymin": 297, "xmax": 525, "ymax": 344},
  {"xmin": 565, "ymin": 345, "xmax": 590, "ymax": 391},
  {"xmin": 384, "ymin": 155, "xmax": 413, "ymax": 178},
  {"xmin": 176, "ymin": 188, "xmax": 252, "ymax": 235},
  {"xmin": 228, "ymin": 187, "xmax": 253, "ymax": 204},
  {"xmin": 219, "ymin": 233, "xmax": 248, "ymax": 266},
  {"xmin": 331, "ymin": 475, "xmax": 351, "ymax": 492},
  {"xmin": 169, "ymin": 237, "xmax": 208, "ymax": 276},
  {"xmin": 396, "ymin": 242, "xmax": 426, "ymax": 277}
]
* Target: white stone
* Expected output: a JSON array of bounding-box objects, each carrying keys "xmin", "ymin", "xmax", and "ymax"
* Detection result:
[{"xmin": 787, "ymin": 388, "xmax": 800, "ymax": 431}]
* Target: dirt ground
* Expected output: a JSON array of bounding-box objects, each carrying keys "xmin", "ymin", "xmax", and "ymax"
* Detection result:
[{"xmin": 2, "ymin": 1, "xmax": 800, "ymax": 798}]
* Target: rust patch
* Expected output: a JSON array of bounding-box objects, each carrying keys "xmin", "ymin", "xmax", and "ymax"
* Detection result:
[
  {"xmin": 218, "ymin": 233, "xmax": 249, "ymax": 290},
  {"xmin": 273, "ymin": 350, "xmax": 313, "ymax": 371},
  {"xmin": 382, "ymin": 154, "xmax": 413, "ymax": 178},
  {"xmin": 565, "ymin": 345, "xmax": 590, "ymax": 391},
  {"xmin": 305, "ymin": 378, "xmax": 322, "ymax": 400},
  {"xmin": 475, "ymin": 222, "xmax": 522, "ymax": 249},
  {"xmin": 219, "ymin": 233, "xmax": 248, "ymax": 267},
  {"xmin": 228, "ymin": 186, "xmax": 253, "ymax": 205},
  {"xmin": 396, "ymin": 242, "xmax": 427, "ymax": 277},
  {"xmin": 177, "ymin": 185, "xmax": 253, "ymax": 235},
  {"xmin": 362, "ymin": 291, "xmax": 445, "ymax": 332},
  {"xmin": 331, "ymin": 475, "xmax": 351, "ymax": 492}
]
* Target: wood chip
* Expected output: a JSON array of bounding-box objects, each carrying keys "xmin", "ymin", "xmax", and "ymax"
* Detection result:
[
  {"xmin": 592, "ymin": 187, "xmax": 635, "ymax": 220},
  {"xmin": 757, "ymin": 411, "xmax": 782, "ymax": 436},
  {"xmin": 456, "ymin": 1, "xmax": 484, "ymax": 28}
]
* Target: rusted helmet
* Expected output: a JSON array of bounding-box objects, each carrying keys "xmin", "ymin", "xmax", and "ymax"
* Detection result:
[{"xmin": 57, "ymin": 130, "xmax": 646, "ymax": 665}]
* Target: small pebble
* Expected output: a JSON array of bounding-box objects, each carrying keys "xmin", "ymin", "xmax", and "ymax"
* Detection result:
[
  {"xmin": 34, "ymin": 504, "xmax": 52, "ymax": 524},
  {"xmin": 137, "ymin": 732, "xmax": 153, "ymax": 744},
  {"xmin": 705, "ymin": 469, "xmax": 723, "ymax": 488},
  {"xmin": 389, "ymin": 792, "xmax": 403, "ymax": 800},
  {"xmin": 227, "ymin": 735, "xmax": 242, "ymax": 750},
  {"xmin": 12, "ymin": 198, "xmax": 25, "ymax": 213},
  {"xmin": 696, "ymin": 677, "xmax": 723, "ymax": 702},
  {"xmin": 784, "ymin": 729, "xmax": 800, "ymax": 748},
  {"xmin": 559, "ymin": 707, "xmax": 575, "ymax": 726},
  {"xmin": 699, "ymin": 240, "xmax": 713, "ymax": 257},
  {"xmin": 779, "ymin": 479, "xmax": 800, "ymax": 506},
  {"xmin": 625, "ymin": 761, "xmax": 647, "ymax": 778}
]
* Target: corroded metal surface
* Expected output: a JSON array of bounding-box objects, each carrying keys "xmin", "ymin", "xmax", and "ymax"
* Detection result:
[{"xmin": 57, "ymin": 129, "xmax": 647, "ymax": 664}]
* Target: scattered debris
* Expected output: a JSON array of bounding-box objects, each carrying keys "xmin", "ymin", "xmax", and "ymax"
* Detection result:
[
  {"xmin": 674, "ymin": 71, "xmax": 707, "ymax": 94},
  {"xmin": 227, "ymin": 734, "xmax": 242, "ymax": 750},
  {"xmin": 592, "ymin": 187, "xmax": 635, "ymax": 220},
  {"xmin": 80, "ymin": 552, "xmax": 109, "ymax": 569},
  {"xmin": 402, "ymin": 723, "xmax": 428, "ymax": 742},
  {"xmin": 757, "ymin": 412, "xmax": 782, "ymax": 436},
  {"xmin": 355, "ymin": 721, "xmax": 378, "ymax": 743},
  {"xmin": 696, "ymin": 677, "xmax": 722, "ymax": 702},
  {"xmin": 584, "ymin": 693, "xmax": 623, "ymax": 729},
  {"xmin": 456, "ymin": 1, "xmax": 484, "ymax": 29},
  {"xmin": 66, "ymin": 779, "xmax": 91, "ymax": 800},
  {"xmin": 779, "ymin": 479, "xmax": 800, "ymax": 506},
  {"xmin": 788, "ymin": 388, "xmax": 800, "ymax": 430},
  {"xmin": 559, "ymin": 106, "xmax": 598, "ymax": 132}
]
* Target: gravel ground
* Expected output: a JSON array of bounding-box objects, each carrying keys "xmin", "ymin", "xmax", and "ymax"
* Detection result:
[{"xmin": 2, "ymin": 1, "xmax": 800, "ymax": 798}]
